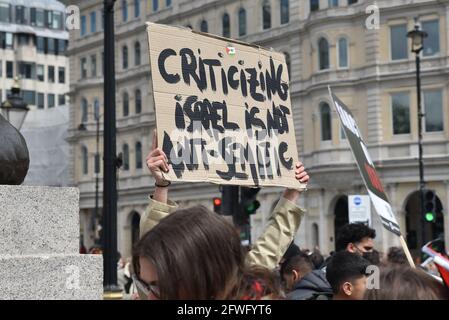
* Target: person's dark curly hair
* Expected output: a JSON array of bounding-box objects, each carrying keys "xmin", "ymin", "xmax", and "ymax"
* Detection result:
[{"xmin": 335, "ymin": 223, "xmax": 376, "ymax": 252}]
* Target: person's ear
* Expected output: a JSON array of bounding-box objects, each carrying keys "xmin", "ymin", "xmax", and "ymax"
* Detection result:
[
  {"xmin": 347, "ymin": 243, "xmax": 356, "ymax": 253},
  {"xmin": 292, "ymin": 270, "xmax": 299, "ymax": 282},
  {"xmin": 342, "ymin": 282, "xmax": 353, "ymax": 296}
]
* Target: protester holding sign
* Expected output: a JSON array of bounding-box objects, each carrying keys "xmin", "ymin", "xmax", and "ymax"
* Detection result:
[{"xmin": 133, "ymin": 131, "xmax": 309, "ymax": 299}]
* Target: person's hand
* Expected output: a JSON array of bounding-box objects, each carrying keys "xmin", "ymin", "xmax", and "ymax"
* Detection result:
[
  {"xmin": 146, "ymin": 129, "xmax": 170, "ymax": 185},
  {"xmin": 283, "ymin": 162, "xmax": 309, "ymax": 202}
]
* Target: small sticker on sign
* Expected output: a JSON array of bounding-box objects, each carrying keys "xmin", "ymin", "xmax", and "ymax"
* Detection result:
[{"xmin": 226, "ymin": 46, "xmax": 236, "ymax": 55}]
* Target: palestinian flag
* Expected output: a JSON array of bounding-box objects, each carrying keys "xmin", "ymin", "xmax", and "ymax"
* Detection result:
[{"xmin": 422, "ymin": 240, "xmax": 449, "ymax": 288}]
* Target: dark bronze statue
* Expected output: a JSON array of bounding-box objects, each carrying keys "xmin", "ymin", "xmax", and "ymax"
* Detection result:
[{"xmin": 0, "ymin": 113, "xmax": 29, "ymax": 185}]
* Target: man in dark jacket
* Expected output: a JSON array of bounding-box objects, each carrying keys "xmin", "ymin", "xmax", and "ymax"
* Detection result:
[{"xmin": 286, "ymin": 269, "xmax": 333, "ymax": 300}]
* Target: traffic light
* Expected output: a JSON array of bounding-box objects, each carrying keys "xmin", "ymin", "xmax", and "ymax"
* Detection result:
[
  {"xmin": 423, "ymin": 189, "xmax": 437, "ymax": 223},
  {"xmin": 240, "ymin": 187, "xmax": 261, "ymax": 215},
  {"xmin": 213, "ymin": 197, "xmax": 222, "ymax": 214}
]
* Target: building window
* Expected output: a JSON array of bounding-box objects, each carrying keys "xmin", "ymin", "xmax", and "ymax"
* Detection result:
[
  {"xmin": 338, "ymin": 37, "xmax": 348, "ymax": 68},
  {"xmin": 134, "ymin": 42, "xmax": 141, "ymax": 66},
  {"xmin": 82, "ymin": 146, "xmax": 89, "ymax": 175},
  {"xmin": 81, "ymin": 15, "xmax": 87, "ymax": 36},
  {"xmin": 36, "ymin": 36, "xmax": 44, "ymax": 52},
  {"xmin": 123, "ymin": 91, "xmax": 129, "ymax": 116},
  {"xmin": 262, "ymin": 0, "xmax": 271, "ymax": 30},
  {"xmin": 46, "ymin": 38, "xmax": 56, "ymax": 55},
  {"xmin": 134, "ymin": 0, "xmax": 140, "ymax": 17},
  {"xmin": 348, "ymin": 0, "xmax": 358, "ymax": 5},
  {"xmin": 81, "ymin": 98, "xmax": 88, "ymax": 123},
  {"xmin": 15, "ymin": 6, "xmax": 26, "ymax": 24},
  {"xmin": 310, "ymin": 0, "xmax": 319, "ymax": 12},
  {"xmin": 122, "ymin": 46, "xmax": 128, "ymax": 69},
  {"xmin": 122, "ymin": 0, "xmax": 128, "ymax": 21},
  {"xmin": 37, "ymin": 64, "xmax": 44, "ymax": 81},
  {"xmin": 52, "ymin": 11, "xmax": 63, "ymax": 30},
  {"xmin": 48, "ymin": 93, "xmax": 55, "ymax": 108},
  {"xmin": 200, "ymin": 20, "xmax": 208, "ymax": 33},
  {"xmin": 284, "ymin": 52, "xmax": 291, "ymax": 77},
  {"xmin": 320, "ymin": 102, "xmax": 332, "ymax": 141},
  {"xmin": 22, "ymin": 90, "xmax": 36, "ymax": 105},
  {"xmin": 328, "ymin": 0, "xmax": 339, "ymax": 7},
  {"xmin": 58, "ymin": 67, "xmax": 65, "ymax": 83},
  {"xmin": 80, "ymin": 58, "xmax": 87, "ymax": 79},
  {"xmin": 312, "ymin": 223, "xmax": 319, "ymax": 248},
  {"xmin": 45, "ymin": 10, "xmax": 53, "ymax": 28},
  {"xmin": 318, "ymin": 37, "xmax": 330, "ymax": 70},
  {"xmin": 94, "ymin": 99, "xmax": 100, "ymax": 119},
  {"xmin": 424, "ymin": 90, "xmax": 443, "ymax": 132},
  {"xmin": 57, "ymin": 39, "xmax": 67, "ymax": 55},
  {"xmin": 222, "ymin": 13, "xmax": 230, "ymax": 38},
  {"xmin": 1, "ymin": 32, "xmax": 14, "ymax": 49},
  {"xmin": 166, "ymin": 0, "xmax": 171, "ymax": 7},
  {"xmin": 390, "ymin": 24, "xmax": 408, "ymax": 60},
  {"xmin": 18, "ymin": 34, "xmax": 29, "ymax": 46},
  {"xmin": 94, "ymin": 154, "xmax": 100, "ymax": 174},
  {"xmin": 58, "ymin": 94, "xmax": 65, "ymax": 106},
  {"xmin": 280, "ymin": 0, "xmax": 289, "ymax": 24},
  {"xmin": 422, "ymin": 20, "xmax": 440, "ymax": 57},
  {"xmin": 18, "ymin": 62, "xmax": 34, "ymax": 79},
  {"xmin": 37, "ymin": 93, "xmax": 44, "ymax": 109},
  {"xmin": 135, "ymin": 89, "xmax": 142, "ymax": 114},
  {"xmin": 391, "ymin": 93, "xmax": 410, "ymax": 135},
  {"xmin": 6, "ymin": 61, "xmax": 13, "ymax": 78},
  {"xmin": 91, "ymin": 54, "xmax": 97, "ymax": 77},
  {"xmin": 90, "ymin": 11, "xmax": 96, "ymax": 33},
  {"xmin": 123, "ymin": 144, "xmax": 130, "ymax": 170},
  {"xmin": 135, "ymin": 142, "xmax": 142, "ymax": 169},
  {"xmin": 238, "ymin": 8, "xmax": 246, "ymax": 37},
  {"xmin": 153, "ymin": 0, "xmax": 158, "ymax": 12},
  {"xmin": 30, "ymin": 8, "xmax": 45, "ymax": 27},
  {"xmin": 48, "ymin": 65, "xmax": 55, "ymax": 82},
  {"xmin": 0, "ymin": 3, "xmax": 11, "ymax": 23}
]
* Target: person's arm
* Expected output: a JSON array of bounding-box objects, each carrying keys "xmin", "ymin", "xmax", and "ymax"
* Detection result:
[
  {"xmin": 139, "ymin": 130, "xmax": 179, "ymax": 238},
  {"xmin": 246, "ymin": 163, "xmax": 309, "ymax": 270}
]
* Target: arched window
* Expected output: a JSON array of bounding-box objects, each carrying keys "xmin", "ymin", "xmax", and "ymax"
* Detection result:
[
  {"xmin": 320, "ymin": 102, "xmax": 332, "ymax": 141},
  {"xmin": 200, "ymin": 20, "xmax": 208, "ymax": 32},
  {"xmin": 222, "ymin": 13, "xmax": 230, "ymax": 38},
  {"xmin": 81, "ymin": 98, "xmax": 88, "ymax": 123},
  {"xmin": 134, "ymin": 42, "xmax": 141, "ymax": 66},
  {"xmin": 122, "ymin": 45, "xmax": 128, "ymax": 69},
  {"xmin": 312, "ymin": 223, "xmax": 319, "ymax": 248},
  {"xmin": 153, "ymin": 0, "xmax": 158, "ymax": 11},
  {"xmin": 122, "ymin": 0, "xmax": 128, "ymax": 22},
  {"xmin": 134, "ymin": 0, "xmax": 140, "ymax": 17},
  {"xmin": 238, "ymin": 8, "xmax": 246, "ymax": 37},
  {"xmin": 123, "ymin": 144, "xmax": 130, "ymax": 170},
  {"xmin": 82, "ymin": 146, "xmax": 89, "ymax": 175},
  {"xmin": 93, "ymin": 99, "xmax": 100, "ymax": 120},
  {"xmin": 318, "ymin": 37, "xmax": 330, "ymax": 70},
  {"xmin": 135, "ymin": 89, "xmax": 142, "ymax": 114},
  {"xmin": 338, "ymin": 37, "xmax": 348, "ymax": 68},
  {"xmin": 284, "ymin": 52, "xmax": 291, "ymax": 77},
  {"xmin": 123, "ymin": 91, "xmax": 129, "ymax": 116},
  {"xmin": 280, "ymin": 0, "xmax": 289, "ymax": 24},
  {"xmin": 135, "ymin": 141, "xmax": 142, "ymax": 169},
  {"xmin": 262, "ymin": 0, "xmax": 271, "ymax": 30}
]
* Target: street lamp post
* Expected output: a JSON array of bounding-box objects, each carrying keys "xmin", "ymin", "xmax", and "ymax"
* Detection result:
[
  {"xmin": 407, "ymin": 19, "xmax": 428, "ymax": 249},
  {"xmin": 103, "ymin": 0, "xmax": 122, "ymax": 299}
]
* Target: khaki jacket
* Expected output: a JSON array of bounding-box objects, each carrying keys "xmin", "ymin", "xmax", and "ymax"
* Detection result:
[{"xmin": 139, "ymin": 196, "xmax": 305, "ymax": 271}]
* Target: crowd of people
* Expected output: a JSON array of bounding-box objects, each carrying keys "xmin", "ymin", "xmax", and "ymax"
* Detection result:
[{"xmin": 118, "ymin": 131, "xmax": 448, "ymax": 300}]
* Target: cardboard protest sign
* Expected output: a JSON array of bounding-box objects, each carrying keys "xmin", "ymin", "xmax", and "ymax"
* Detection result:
[
  {"xmin": 146, "ymin": 23, "xmax": 304, "ymax": 189},
  {"xmin": 328, "ymin": 88, "xmax": 401, "ymax": 236}
]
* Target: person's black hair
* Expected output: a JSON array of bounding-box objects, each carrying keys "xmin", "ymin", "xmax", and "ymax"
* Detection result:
[
  {"xmin": 326, "ymin": 251, "xmax": 370, "ymax": 294},
  {"xmin": 387, "ymin": 247, "xmax": 408, "ymax": 265},
  {"xmin": 282, "ymin": 242, "xmax": 301, "ymax": 262},
  {"xmin": 280, "ymin": 254, "xmax": 313, "ymax": 281},
  {"xmin": 308, "ymin": 248, "xmax": 325, "ymax": 269},
  {"xmin": 335, "ymin": 223, "xmax": 376, "ymax": 252}
]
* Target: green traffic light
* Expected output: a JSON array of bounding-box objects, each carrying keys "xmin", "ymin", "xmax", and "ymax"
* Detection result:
[
  {"xmin": 245, "ymin": 201, "xmax": 260, "ymax": 214},
  {"xmin": 425, "ymin": 212, "xmax": 435, "ymax": 222}
]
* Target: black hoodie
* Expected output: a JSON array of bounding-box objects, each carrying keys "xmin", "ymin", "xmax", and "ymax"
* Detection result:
[{"xmin": 286, "ymin": 269, "xmax": 333, "ymax": 300}]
